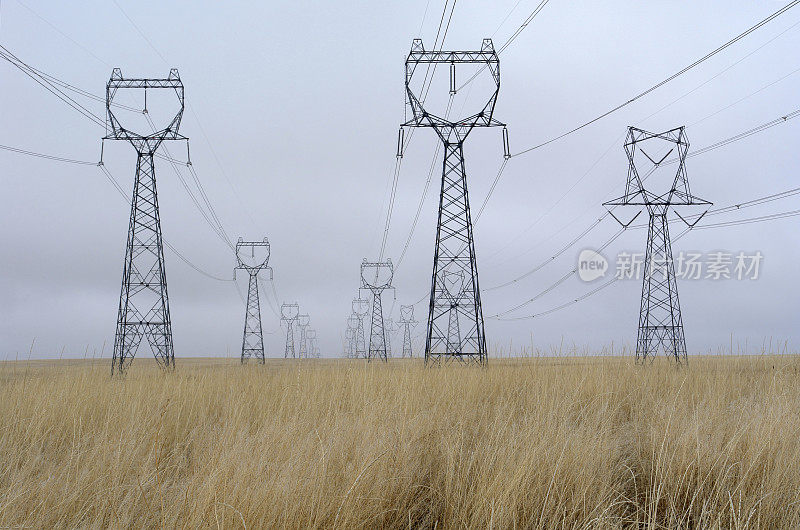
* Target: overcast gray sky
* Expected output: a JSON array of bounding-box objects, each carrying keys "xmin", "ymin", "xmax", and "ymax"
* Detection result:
[{"xmin": 1, "ymin": 1, "xmax": 798, "ymax": 360}]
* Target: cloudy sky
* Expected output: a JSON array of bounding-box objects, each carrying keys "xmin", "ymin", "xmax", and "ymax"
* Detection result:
[{"xmin": 1, "ymin": 1, "xmax": 798, "ymax": 360}]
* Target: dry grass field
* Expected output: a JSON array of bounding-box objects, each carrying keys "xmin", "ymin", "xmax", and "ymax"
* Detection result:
[{"xmin": 1, "ymin": 355, "xmax": 799, "ymax": 528}]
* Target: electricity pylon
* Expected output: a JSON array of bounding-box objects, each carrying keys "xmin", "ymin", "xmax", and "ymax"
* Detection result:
[
  {"xmin": 344, "ymin": 324, "xmax": 356, "ymax": 358},
  {"xmin": 604, "ymin": 126, "xmax": 710, "ymax": 365},
  {"xmin": 281, "ymin": 302, "xmax": 300, "ymax": 358},
  {"xmin": 352, "ymin": 298, "xmax": 369, "ymax": 358},
  {"xmin": 106, "ymin": 68, "xmax": 187, "ymax": 375},
  {"xmin": 346, "ymin": 314, "xmax": 359, "ymax": 358},
  {"xmin": 297, "ymin": 314, "xmax": 310, "ymax": 358},
  {"xmin": 385, "ymin": 318, "xmax": 399, "ymax": 358},
  {"xmin": 399, "ymin": 305, "xmax": 417, "ymax": 358},
  {"xmin": 234, "ymin": 238, "xmax": 273, "ymax": 364},
  {"xmin": 307, "ymin": 329, "xmax": 320, "ymax": 358},
  {"xmin": 399, "ymin": 39, "xmax": 509, "ymax": 365},
  {"xmin": 361, "ymin": 259, "xmax": 394, "ymax": 362}
]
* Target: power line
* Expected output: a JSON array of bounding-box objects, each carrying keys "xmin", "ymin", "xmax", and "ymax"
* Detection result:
[
  {"xmin": 455, "ymin": 0, "xmax": 550, "ymax": 91},
  {"xmin": 512, "ymin": 1, "xmax": 800, "ymax": 157},
  {"xmin": 16, "ymin": 0, "xmax": 111, "ymax": 67},
  {"xmin": 483, "ymin": 107, "xmax": 800, "ymax": 290},
  {"xmin": 25, "ymin": 63, "xmax": 139, "ymax": 112},
  {"xmin": 490, "ymin": 182, "xmax": 800, "ymax": 319},
  {"xmin": 110, "ymin": 0, "xmax": 169, "ymax": 65},
  {"xmin": 0, "ymin": 45, "xmax": 105, "ymax": 127},
  {"xmin": 99, "ymin": 163, "xmax": 234, "ymax": 282},
  {"xmin": 639, "ymin": 18, "xmax": 800, "ymax": 128},
  {"xmin": 417, "ymin": 0, "xmax": 433, "ymax": 36},
  {"xmin": 476, "ymin": 24, "xmax": 800, "ymax": 244},
  {"xmin": 488, "ymin": 227, "xmax": 626, "ymax": 318},
  {"xmin": 0, "ymin": 143, "xmax": 96, "ymax": 165},
  {"xmin": 143, "ymin": 113, "xmax": 235, "ymax": 253},
  {"xmin": 394, "ymin": 95, "xmax": 455, "ymax": 268},
  {"xmin": 492, "ymin": 206, "xmax": 800, "ymax": 321},
  {"xmin": 379, "ymin": 0, "xmax": 458, "ymax": 262}
]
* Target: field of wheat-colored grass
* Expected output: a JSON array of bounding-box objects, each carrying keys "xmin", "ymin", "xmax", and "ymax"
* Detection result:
[{"xmin": 1, "ymin": 355, "xmax": 799, "ymax": 528}]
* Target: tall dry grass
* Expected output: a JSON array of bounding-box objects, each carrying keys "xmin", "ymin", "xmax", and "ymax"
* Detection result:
[{"xmin": 1, "ymin": 355, "xmax": 799, "ymax": 528}]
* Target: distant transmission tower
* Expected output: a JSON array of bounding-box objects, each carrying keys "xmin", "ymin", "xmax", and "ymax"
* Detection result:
[
  {"xmin": 385, "ymin": 318, "xmax": 399, "ymax": 358},
  {"xmin": 399, "ymin": 305, "xmax": 417, "ymax": 358},
  {"xmin": 400, "ymin": 39, "xmax": 509, "ymax": 365},
  {"xmin": 352, "ymin": 298, "xmax": 369, "ymax": 358},
  {"xmin": 344, "ymin": 323, "xmax": 355, "ymax": 358},
  {"xmin": 297, "ymin": 314, "xmax": 310, "ymax": 358},
  {"xmin": 346, "ymin": 314, "xmax": 359, "ymax": 358},
  {"xmin": 361, "ymin": 259, "xmax": 394, "ymax": 362},
  {"xmin": 605, "ymin": 126, "xmax": 710, "ymax": 365},
  {"xmin": 106, "ymin": 68, "xmax": 187, "ymax": 375},
  {"xmin": 280, "ymin": 302, "xmax": 300, "ymax": 358},
  {"xmin": 307, "ymin": 329, "xmax": 320, "ymax": 358},
  {"xmin": 234, "ymin": 238, "xmax": 273, "ymax": 364}
]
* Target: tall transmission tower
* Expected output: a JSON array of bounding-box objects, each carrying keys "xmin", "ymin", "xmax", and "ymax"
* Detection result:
[
  {"xmin": 399, "ymin": 305, "xmax": 417, "ymax": 358},
  {"xmin": 280, "ymin": 302, "xmax": 300, "ymax": 358},
  {"xmin": 234, "ymin": 238, "xmax": 273, "ymax": 364},
  {"xmin": 361, "ymin": 259, "xmax": 394, "ymax": 362},
  {"xmin": 399, "ymin": 39, "xmax": 509, "ymax": 365},
  {"xmin": 352, "ymin": 298, "xmax": 369, "ymax": 358},
  {"xmin": 297, "ymin": 314, "xmax": 310, "ymax": 358},
  {"xmin": 106, "ymin": 68, "xmax": 187, "ymax": 375},
  {"xmin": 605, "ymin": 126, "xmax": 710, "ymax": 365}
]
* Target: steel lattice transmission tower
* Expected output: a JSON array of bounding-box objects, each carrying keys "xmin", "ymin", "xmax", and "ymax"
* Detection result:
[
  {"xmin": 385, "ymin": 318, "xmax": 396, "ymax": 358},
  {"xmin": 400, "ymin": 39, "xmax": 509, "ymax": 365},
  {"xmin": 234, "ymin": 238, "xmax": 273, "ymax": 364},
  {"xmin": 344, "ymin": 322, "xmax": 356, "ymax": 358},
  {"xmin": 281, "ymin": 302, "xmax": 300, "ymax": 358},
  {"xmin": 352, "ymin": 298, "xmax": 369, "ymax": 358},
  {"xmin": 297, "ymin": 314, "xmax": 310, "ymax": 358},
  {"xmin": 361, "ymin": 259, "xmax": 394, "ymax": 362},
  {"xmin": 399, "ymin": 305, "xmax": 417, "ymax": 358},
  {"xmin": 605, "ymin": 126, "xmax": 710, "ymax": 365},
  {"xmin": 106, "ymin": 68, "xmax": 187, "ymax": 375},
  {"xmin": 307, "ymin": 329, "xmax": 320, "ymax": 358},
  {"xmin": 346, "ymin": 314, "xmax": 359, "ymax": 358}
]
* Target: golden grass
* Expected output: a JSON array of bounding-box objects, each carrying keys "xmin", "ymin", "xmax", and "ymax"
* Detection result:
[{"xmin": 1, "ymin": 355, "xmax": 799, "ymax": 528}]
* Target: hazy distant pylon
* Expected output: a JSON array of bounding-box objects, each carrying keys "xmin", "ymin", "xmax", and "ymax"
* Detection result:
[
  {"xmin": 399, "ymin": 305, "xmax": 417, "ymax": 358},
  {"xmin": 297, "ymin": 314, "xmax": 310, "ymax": 358},
  {"xmin": 352, "ymin": 298, "xmax": 369, "ymax": 358},
  {"xmin": 281, "ymin": 302, "xmax": 300, "ymax": 358},
  {"xmin": 234, "ymin": 238, "xmax": 273, "ymax": 364},
  {"xmin": 361, "ymin": 259, "xmax": 394, "ymax": 362}
]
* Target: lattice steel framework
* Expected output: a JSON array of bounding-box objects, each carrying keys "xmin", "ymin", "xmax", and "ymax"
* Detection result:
[
  {"xmin": 385, "ymin": 318, "xmax": 399, "ymax": 358},
  {"xmin": 401, "ymin": 39, "xmax": 508, "ymax": 365},
  {"xmin": 352, "ymin": 298, "xmax": 369, "ymax": 358},
  {"xmin": 106, "ymin": 68, "xmax": 186, "ymax": 375},
  {"xmin": 345, "ymin": 318, "xmax": 357, "ymax": 358},
  {"xmin": 281, "ymin": 302, "xmax": 300, "ymax": 358},
  {"xmin": 297, "ymin": 314, "xmax": 310, "ymax": 358},
  {"xmin": 234, "ymin": 238, "xmax": 273, "ymax": 364},
  {"xmin": 605, "ymin": 126, "xmax": 710, "ymax": 365},
  {"xmin": 399, "ymin": 305, "xmax": 417, "ymax": 358},
  {"xmin": 307, "ymin": 329, "xmax": 320, "ymax": 358},
  {"xmin": 361, "ymin": 259, "xmax": 394, "ymax": 362}
]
